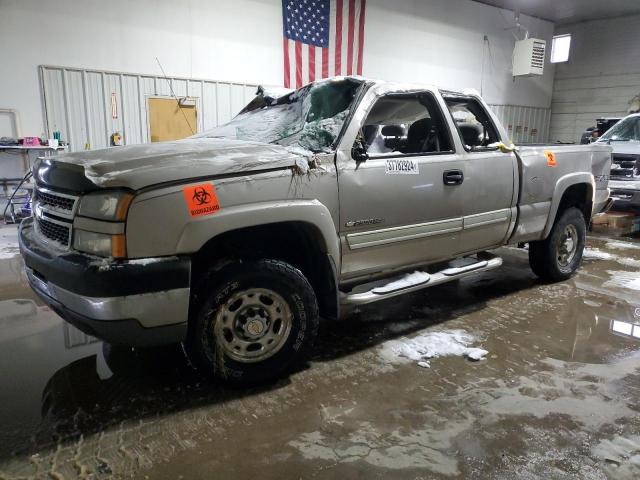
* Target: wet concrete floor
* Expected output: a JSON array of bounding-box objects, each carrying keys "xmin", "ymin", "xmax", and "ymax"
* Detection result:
[{"xmin": 0, "ymin": 224, "xmax": 639, "ymax": 479}]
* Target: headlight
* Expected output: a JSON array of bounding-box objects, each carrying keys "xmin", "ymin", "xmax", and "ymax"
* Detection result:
[
  {"xmin": 78, "ymin": 191, "xmax": 133, "ymax": 221},
  {"xmin": 73, "ymin": 230, "xmax": 127, "ymax": 258}
]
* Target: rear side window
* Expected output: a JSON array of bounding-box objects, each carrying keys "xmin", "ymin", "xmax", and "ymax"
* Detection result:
[
  {"xmin": 359, "ymin": 92, "xmax": 453, "ymax": 157},
  {"xmin": 443, "ymin": 95, "xmax": 500, "ymax": 151}
]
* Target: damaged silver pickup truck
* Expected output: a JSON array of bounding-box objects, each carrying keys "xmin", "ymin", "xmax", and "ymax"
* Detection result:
[{"xmin": 19, "ymin": 77, "xmax": 612, "ymax": 384}]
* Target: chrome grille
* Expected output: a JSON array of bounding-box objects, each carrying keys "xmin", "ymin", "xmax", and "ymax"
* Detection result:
[
  {"xmin": 33, "ymin": 186, "xmax": 79, "ymax": 248},
  {"xmin": 36, "ymin": 189, "xmax": 75, "ymax": 211},
  {"xmin": 37, "ymin": 218, "xmax": 71, "ymax": 245},
  {"xmin": 611, "ymin": 154, "xmax": 640, "ymax": 180}
]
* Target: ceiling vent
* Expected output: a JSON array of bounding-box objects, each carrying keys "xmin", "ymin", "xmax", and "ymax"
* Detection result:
[{"xmin": 512, "ymin": 38, "xmax": 546, "ymax": 77}]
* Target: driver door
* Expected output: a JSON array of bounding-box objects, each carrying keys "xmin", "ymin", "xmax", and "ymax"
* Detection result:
[{"xmin": 337, "ymin": 90, "xmax": 464, "ymax": 280}]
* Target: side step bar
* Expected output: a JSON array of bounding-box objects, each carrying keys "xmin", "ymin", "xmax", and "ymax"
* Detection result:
[{"xmin": 340, "ymin": 252, "xmax": 503, "ymax": 306}]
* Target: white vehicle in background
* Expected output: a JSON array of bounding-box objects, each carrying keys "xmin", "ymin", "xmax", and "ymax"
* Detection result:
[{"xmin": 597, "ymin": 113, "xmax": 640, "ymax": 211}]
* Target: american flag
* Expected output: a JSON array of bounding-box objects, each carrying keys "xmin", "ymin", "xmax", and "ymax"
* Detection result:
[{"xmin": 282, "ymin": 0, "xmax": 366, "ymax": 88}]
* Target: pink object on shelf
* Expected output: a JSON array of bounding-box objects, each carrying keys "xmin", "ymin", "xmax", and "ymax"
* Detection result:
[{"xmin": 22, "ymin": 137, "xmax": 41, "ymax": 147}]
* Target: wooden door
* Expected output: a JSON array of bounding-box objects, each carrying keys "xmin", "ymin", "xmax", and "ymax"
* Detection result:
[{"xmin": 148, "ymin": 98, "xmax": 197, "ymax": 142}]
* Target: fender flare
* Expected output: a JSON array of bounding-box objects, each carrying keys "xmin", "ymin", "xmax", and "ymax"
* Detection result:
[
  {"xmin": 542, "ymin": 172, "xmax": 594, "ymax": 239},
  {"xmin": 175, "ymin": 199, "xmax": 341, "ymax": 270}
]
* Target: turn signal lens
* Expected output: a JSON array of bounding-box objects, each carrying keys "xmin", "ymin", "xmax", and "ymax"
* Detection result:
[{"xmin": 111, "ymin": 234, "xmax": 127, "ymax": 259}]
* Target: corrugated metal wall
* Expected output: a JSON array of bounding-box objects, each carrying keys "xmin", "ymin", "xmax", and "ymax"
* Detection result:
[
  {"xmin": 488, "ymin": 104, "xmax": 551, "ymax": 144},
  {"xmin": 549, "ymin": 15, "xmax": 640, "ymax": 143},
  {"xmin": 41, "ymin": 65, "xmax": 551, "ymax": 152},
  {"xmin": 40, "ymin": 65, "xmax": 259, "ymax": 152}
]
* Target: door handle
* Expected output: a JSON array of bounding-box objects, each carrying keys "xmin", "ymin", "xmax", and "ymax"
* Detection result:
[{"xmin": 443, "ymin": 169, "xmax": 464, "ymax": 185}]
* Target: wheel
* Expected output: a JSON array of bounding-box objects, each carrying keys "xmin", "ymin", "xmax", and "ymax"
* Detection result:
[
  {"xmin": 186, "ymin": 259, "xmax": 319, "ymax": 385},
  {"xmin": 529, "ymin": 207, "xmax": 586, "ymax": 282}
]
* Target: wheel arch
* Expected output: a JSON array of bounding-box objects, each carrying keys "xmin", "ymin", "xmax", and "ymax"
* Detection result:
[
  {"xmin": 542, "ymin": 174, "xmax": 594, "ymax": 239},
  {"xmin": 187, "ymin": 208, "xmax": 340, "ymax": 321}
]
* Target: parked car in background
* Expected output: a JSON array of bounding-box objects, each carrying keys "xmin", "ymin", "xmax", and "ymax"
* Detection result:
[
  {"xmin": 580, "ymin": 117, "xmax": 622, "ymax": 144},
  {"xmin": 597, "ymin": 113, "xmax": 640, "ymax": 211}
]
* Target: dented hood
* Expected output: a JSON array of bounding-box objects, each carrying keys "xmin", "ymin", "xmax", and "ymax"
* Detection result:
[{"xmin": 36, "ymin": 138, "xmax": 304, "ymax": 191}]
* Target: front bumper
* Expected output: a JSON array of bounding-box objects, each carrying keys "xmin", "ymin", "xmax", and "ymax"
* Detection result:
[
  {"xmin": 593, "ymin": 188, "xmax": 613, "ymax": 214},
  {"xmin": 19, "ymin": 218, "xmax": 191, "ymax": 347},
  {"xmin": 609, "ymin": 181, "xmax": 640, "ymax": 210}
]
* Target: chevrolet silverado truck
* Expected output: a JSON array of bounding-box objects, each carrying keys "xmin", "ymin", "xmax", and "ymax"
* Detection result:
[
  {"xmin": 19, "ymin": 77, "xmax": 612, "ymax": 385},
  {"xmin": 596, "ymin": 113, "xmax": 640, "ymax": 211}
]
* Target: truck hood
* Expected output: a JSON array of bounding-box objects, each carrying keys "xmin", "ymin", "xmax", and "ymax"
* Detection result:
[
  {"xmin": 598, "ymin": 141, "xmax": 640, "ymax": 155},
  {"xmin": 38, "ymin": 138, "xmax": 308, "ymax": 191}
]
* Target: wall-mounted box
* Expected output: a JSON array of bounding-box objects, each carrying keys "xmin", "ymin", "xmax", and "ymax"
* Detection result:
[{"xmin": 513, "ymin": 38, "xmax": 546, "ymax": 77}]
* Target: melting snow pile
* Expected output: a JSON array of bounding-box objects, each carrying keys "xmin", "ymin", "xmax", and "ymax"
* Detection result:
[
  {"xmin": 592, "ymin": 435, "xmax": 640, "ymax": 476},
  {"xmin": 583, "ymin": 247, "xmax": 615, "ymax": 260},
  {"xmin": 379, "ymin": 329, "xmax": 488, "ymax": 368},
  {"xmin": 0, "ymin": 244, "xmax": 19, "ymax": 260},
  {"xmin": 604, "ymin": 271, "xmax": 640, "ymax": 292},
  {"xmin": 606, "ymin": 241, "xmax": 640, "ymax": 251},
  {"xmin": 582, "ymin": 244, "xmax": 640, "ymax": 268}
]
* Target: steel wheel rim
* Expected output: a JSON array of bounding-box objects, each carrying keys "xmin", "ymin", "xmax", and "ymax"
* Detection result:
[
  {"xmin": 213, "ymin": 288, "xmax": 293, "ymax": 363},
  {"xmin": 557, "ymin": 224, "xmax": 578, "ymax": 267}
]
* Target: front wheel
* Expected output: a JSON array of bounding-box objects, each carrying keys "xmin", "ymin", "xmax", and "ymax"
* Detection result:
[
  {"xmin": 186, "ymin": 259, "xmax": 319, "ymax": 386},
  {"xmin": 529, "ymin": 207, "xmax": 586, "ymax": 282}
]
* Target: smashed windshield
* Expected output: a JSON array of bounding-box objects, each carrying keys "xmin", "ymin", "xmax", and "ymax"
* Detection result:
[
  {"xmin": 598, "ymin": 115, "xmax": 640, "ymax": 142},
  {"xmin": 195, "ymin": 78, "xmax": 363, "ymax": 152}
]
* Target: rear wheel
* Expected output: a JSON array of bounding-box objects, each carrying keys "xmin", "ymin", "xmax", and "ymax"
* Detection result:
[
  {"xmin": 529, "ymin": 207, "xmax": 586, "ymax": 282},
  {"xmin": 186, "ymin": 259, "xmax": 319, "ymax": 385}
]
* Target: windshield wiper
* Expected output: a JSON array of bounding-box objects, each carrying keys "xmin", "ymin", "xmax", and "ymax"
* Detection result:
[{"xmin": 607, "ymin": 138, "xmax": 631, "ymax": 143}]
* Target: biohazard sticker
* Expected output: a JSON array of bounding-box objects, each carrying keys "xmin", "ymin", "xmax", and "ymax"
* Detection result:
[
  {"xmin": 183, "ymin": 183, "xmax": 220, "ymax": 217},
  {"xmin": 385, "ymin": 158, "xmax": 419, "ymax": 175},
  {"xmin": 544, "ymin": 150, "xmax": 557, "ymax": 167}
]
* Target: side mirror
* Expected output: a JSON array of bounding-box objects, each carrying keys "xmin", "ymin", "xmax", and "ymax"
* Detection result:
[{"xmin": 352, "ymin": 142, "xmax": 369, "ymax": 162}]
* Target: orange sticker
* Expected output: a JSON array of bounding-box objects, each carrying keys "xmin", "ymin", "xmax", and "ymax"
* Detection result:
[
  {"xmin": 544, "ymin": 150, "xmax": 557, "ymax": 167},
  {"xmin": 183, "ymin": 183, "xmax": 220, "ymax": 217}
]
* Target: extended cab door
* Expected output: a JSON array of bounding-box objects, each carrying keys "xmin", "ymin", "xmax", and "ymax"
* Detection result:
[
  {"xmin": 442, "ymin": 93, "xmax": 517, "ymax": 253},
  {"xmin": 336, "ymin": 89, "xmax": 464, "ymax": 280}
]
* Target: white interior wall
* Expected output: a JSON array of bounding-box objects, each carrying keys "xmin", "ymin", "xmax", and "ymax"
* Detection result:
[
  {"xmin": 549, "ymin": 14, "xmax": 640, "ymax": 143},
  {"xmin": 0, "ymin": 0, "xmax": 555, "ymax": 140},
  {"xmin": 365, "ymin": 0, "xmax": 555, "ymax": 108}
]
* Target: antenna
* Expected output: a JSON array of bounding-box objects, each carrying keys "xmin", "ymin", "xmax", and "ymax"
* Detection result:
[{"xmin": 155, "ymin": 57, "xmax": 195, "ymax": 135}]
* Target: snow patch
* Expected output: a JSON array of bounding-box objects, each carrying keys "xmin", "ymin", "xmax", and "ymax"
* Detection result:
[
  {"xmin": 606, "ymin": 241, "xmax": 640, "ymax": 251},
  {"xmin": 583, "ymin": 248, "xmax": 615, "ymax": 260},
  {"xmin": 617, "ymin": 257, "xmax": 640, "ymax": 268},
  {"xmin": 89, "ymin": 256, "xmax": 179, "ymax": 271},
  {"xmin": 379, "ymin": 329, "xmax": 488, "ymax": 367},
  {"xmin": 0, "ymin": 245, "xmax": 19, "ymax": 259},
  {"xmin": 372, "ymin": 271, "xmax": 430, "ymax": 294},
  {"xmin": 89, "ymin": 257, "xmax": 115, "ymax": 272},
  {"xmin": 604, "ymin": 270, "xmax": 640, "ymax": 291},
  {"xmin": 582, "ymin": 246, "xmax": 640, "ymax": 268},
  {"xmin": 128, "ymin": 256, "xmax": 178, "ymax": 266},
  {"xmin": 592, "ymin": 435, "xmax": 640, "ymax": 477}
]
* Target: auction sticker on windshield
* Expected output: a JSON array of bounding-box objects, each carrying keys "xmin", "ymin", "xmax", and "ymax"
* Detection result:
[
  {"xmin": 183, "ymin": 183, "xmax": 220, "ymax": 217},
  {"xmin": 385, "ymin": 158, "xmax": 419, "ymax": 175}
]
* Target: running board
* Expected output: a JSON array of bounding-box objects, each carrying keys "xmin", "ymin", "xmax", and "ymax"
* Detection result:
[{"xmin": 340, "ymin": 253, "xmax": 503, "ymax": 306}]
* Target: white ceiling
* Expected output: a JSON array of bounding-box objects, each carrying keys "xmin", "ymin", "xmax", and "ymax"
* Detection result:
[{"xmin": 474, "ymin": 0, "xmax": 640, "ymax": 25}]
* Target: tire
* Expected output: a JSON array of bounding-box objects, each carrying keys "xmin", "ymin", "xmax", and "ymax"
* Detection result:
[
  {"xmin": 186, "ymin": 259, "xmax": 319, "ymax": 386},
  {"xmin": 529, "ymin": 207, "xmax": 586, "ymax": 282}
]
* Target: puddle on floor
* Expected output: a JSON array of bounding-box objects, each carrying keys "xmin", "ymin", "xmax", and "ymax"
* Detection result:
[{"xmin": 0, "ymin": 226, "xmax": 638, "ymax": 479}]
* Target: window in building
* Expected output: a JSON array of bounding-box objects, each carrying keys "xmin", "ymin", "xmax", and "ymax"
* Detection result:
[{"xmin": 550, "ymin": 34, "xmax": 571, "ymax": 63}]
